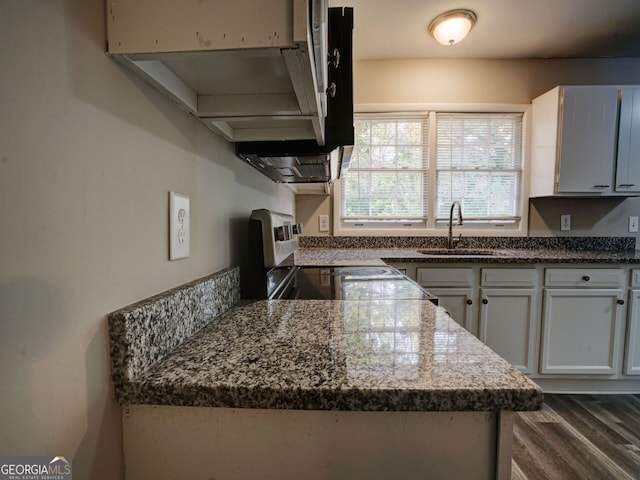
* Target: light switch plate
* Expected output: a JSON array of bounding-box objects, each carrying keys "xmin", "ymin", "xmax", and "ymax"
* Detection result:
[
  {"xmin": 630, "ymin": 216, "xmax": 639, "ymax": 233},
  {"xmin": 560, "ymin": 214, "xmax": 571, "ymax": 231},
  {"xmin": 169, "ymin": 192, "xmax": 190, "ymax": 260}
]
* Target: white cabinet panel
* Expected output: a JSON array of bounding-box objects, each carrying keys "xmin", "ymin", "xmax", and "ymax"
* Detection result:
[
  {"xmin": 481, "ymin": 269, "xmax": 537, "ymax": 288},
  {"xmin": 417, "ymin": 268, "xmax": 474, "ymax": 287},
  {"xmin": 417, "ymin": 268, "xmax": 476, "ymax": 334},
  {"xmin": 544, "ymin": 268, "xmax": 625, "ymax": 288},
  {"xmin": 625, "ymin": 290, "xmax": 640, "ymax": 375},
  {"xmin": 557, "ymin": 87, "xmax": 619, "ymax": 194},
  {"xmin": 616, "ymin": 87, "xmax": 640, "ymax": 194},
  {"xmin": 479, "ymin": 289, "xmax": 538, "ymax": 374},
  {"xmin": 541, "ymin": 289, "xmax": 625, "ymax": 374},
  {"xmin": 428, "ymin": 288, "xmax": 475, "ymax": 333}
]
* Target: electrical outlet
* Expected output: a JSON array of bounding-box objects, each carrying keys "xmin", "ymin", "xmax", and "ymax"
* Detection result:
[
  {"xmin": 630, "ymin": 216, "xmax": 639, "ymax": 233},
  {"xmin": 169, "ymin": 192, "xmax": 190, "ymax": 260},
  {"xmin": 318, "ymin": 214, "xmax": 329, "ymax": 232},
  {"xmin": 560, "ymin": 214, "xmax": 571, "ymax": 231}
]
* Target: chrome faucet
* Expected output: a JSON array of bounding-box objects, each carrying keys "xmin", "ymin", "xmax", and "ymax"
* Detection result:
[{"xmin": 448, "ymin": 201, "xmax": 463, "ymax": 249}]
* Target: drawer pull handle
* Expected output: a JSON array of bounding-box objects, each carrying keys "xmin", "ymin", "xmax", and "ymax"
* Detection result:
[
  {"xmin": 617, "ymin": 299, "xmax": 625, "ymax": 305},
  {"xmin": 482, "ymin": 298, "xmax": 488, "ymax": 305},
  {"xmin": 618, "ymin": 184, "xmax": 635, "ymax": 188},
  {"xmin": 582, "ymin": 275, "xmax": 590, "ymax": 282},
  {"xmin": 466, "ymin": 299, "xmax": 473, "ymax": 305},
  {"xmin": 593, "ymin": 185, "xmax": 610, "ymax": 189}
]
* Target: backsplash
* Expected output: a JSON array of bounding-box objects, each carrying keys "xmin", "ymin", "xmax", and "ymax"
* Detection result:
[
  {"xmin": 298, "ymin": 236, "xmax": 636, "ymax": 252},
  {"xmin": 108, "ymin": 267, "xmax": 240, "ymax": 399}
]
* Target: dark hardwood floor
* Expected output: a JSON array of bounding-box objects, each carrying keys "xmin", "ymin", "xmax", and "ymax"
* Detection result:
[{"xmin": 512, "ymin": 394, "xmax": 640, "ymax": 480}]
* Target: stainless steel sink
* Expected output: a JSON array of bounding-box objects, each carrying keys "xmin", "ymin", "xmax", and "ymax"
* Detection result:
[{"xmin": 417, "ymin": 248, "xmax": 514, "ymax": 257}]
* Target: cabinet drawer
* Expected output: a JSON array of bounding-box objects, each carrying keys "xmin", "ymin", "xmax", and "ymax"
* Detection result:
[
  {"xmin": 544, "ymin": 268, "xmax": 624, "ymax": 288},
  {"xmin": 481, "ymin": 268, "xmax": 537, "ymax": 288},
  {"xmin": 631, "ymin": 269, "xmax": 640, "ymax": 288},
  {"xmin": 417, "ymin": 268, "xmax": 473, "ymax": 287}
]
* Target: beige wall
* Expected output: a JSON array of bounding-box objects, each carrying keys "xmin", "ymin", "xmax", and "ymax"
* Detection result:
[
  {"xmin": 354, "ymin": 58, "xmax": 640, "ymax": 105},
  {"xmin": 295, "ymin": 194, "xmax": 333, "ymax": 236},
  {"xmin": 0, "ymin": 1, "xmax": 293, "ymax": 478},
  {"xmin": 297, "ymin": 57, "xmax": 640, "ymax": 240},
  {"xmin": 529, "ymin": 197, "xmax": 640, "ymax": 236}
]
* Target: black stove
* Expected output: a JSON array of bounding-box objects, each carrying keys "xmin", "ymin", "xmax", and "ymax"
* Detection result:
[
  {"xmin": 243, "ymin": 209, "xmax": 437, "ymax": 304},
  {"xmin": 268, "ymin": 265, "xmax": 437, "ymax": 303}
]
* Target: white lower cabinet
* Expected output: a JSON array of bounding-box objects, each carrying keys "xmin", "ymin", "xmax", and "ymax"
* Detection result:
[
  {"xmin": 478, "ymin": 269, "xmax": 538, "ymax": 374},
  {"xmin": 625, "ymin": 272, "xmax": 640, "ymax": 375},
  {"xmin": 426, "ymin": 288, "xmax": 474, "ymax": 332},
  {"xmin": 541, "ymin": 268, "xmax": 626, "ymax": 375},
  {"xmin": 407, "ymin": 263, "xmax": 640, "ymax": 387},
  {"xmin": 416, "ymin": 268, "xmax": 475, "ymax": 333},
  {"xmin": 479, "ymin": 288, "xmax": 538, "ymax": 374}
]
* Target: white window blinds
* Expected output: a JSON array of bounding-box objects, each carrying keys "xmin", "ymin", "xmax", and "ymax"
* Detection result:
[
  {"xmin": 339, "ymin": 111, "xmax": 524, "ymax": 230},
  {"xmin": 341, "ymin": 114, "xmax": 429, "ymax": 222},
  {"xmin": 435, "ymin": 113, "xmax": 523, "ymax": 223}
]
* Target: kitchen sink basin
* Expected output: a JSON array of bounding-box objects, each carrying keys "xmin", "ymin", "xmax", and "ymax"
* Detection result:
[{"xmin": 417, "ymin": 248, "xmax": 514, "ymax": 257}]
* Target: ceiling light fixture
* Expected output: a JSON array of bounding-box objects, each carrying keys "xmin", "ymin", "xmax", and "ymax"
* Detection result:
[{"xmin": 428, "ymin": 9, "xmax": 477, "ymax": 46}]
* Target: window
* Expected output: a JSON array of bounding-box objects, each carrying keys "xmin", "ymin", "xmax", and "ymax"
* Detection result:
[
  {"xmin": 436, "ymin": 113, "xmax": 523, "ymax": 225},
  {"xmin": 339, "ymin": 111, "xmax": 524, "ymax": 233},
  {"xmin": 341, "ymin": 115, "xmax": 429, "ymax": 226}
]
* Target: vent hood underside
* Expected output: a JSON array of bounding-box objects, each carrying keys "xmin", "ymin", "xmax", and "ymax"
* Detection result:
[
  {"xmin": 241, "ymin": 145, "xmax": 352, "ymax": 184},
  {"xmin": 235, "ymin": 7, "xmax": 354, "ymax": 186}
]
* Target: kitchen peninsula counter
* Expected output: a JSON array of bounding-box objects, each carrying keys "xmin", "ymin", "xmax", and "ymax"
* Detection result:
[
  {"xmin": 114, "ymin": 298, "xmax": 542, "ymax": 411},
  {"xmin": 109, "ymin": 267, "xmax": 540, "ymax": 479}
]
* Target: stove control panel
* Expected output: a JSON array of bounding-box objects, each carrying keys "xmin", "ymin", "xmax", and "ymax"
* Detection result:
[{"xmin": 250, "ymin": 209, "xmax": 299, "ymax": 268}]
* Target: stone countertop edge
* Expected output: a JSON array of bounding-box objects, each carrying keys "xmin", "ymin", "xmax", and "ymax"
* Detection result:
[
  {"xmin": 114, "ymin": 300, "xmax": 544, "ymax": 413},
  {"xmin": 293, "ymin": 247, "xmax": 640, "ymax": 266},
  {"xmin": 297, "ymin": 235, "xmax": 636, "ymax": 253}
]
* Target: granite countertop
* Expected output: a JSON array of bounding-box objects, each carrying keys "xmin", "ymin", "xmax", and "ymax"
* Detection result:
[
  {"xmin": 293, "ymin": 247, "xmax": 640, "ymax": 266},
  {"xmin": 110, "ymin": 237, "xmax": 638, "ymax": 413},
  {"xmin": 293, "ymin": 235, "xmax": 640, "ymax": 265},
  {"xmin": 117, "ymin": 299, "xmax": 543, "ymax": 412}
]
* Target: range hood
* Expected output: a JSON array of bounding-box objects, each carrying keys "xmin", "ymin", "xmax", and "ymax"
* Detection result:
[
  {"xmin": 236, "ymin": 7, "xmax": 354, "ymax": 188},
  {"xmin": 239, "ymin": 144, "xmax": 353, "ymax": 184}
]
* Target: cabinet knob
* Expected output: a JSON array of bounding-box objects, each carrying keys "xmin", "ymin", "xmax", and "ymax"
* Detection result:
[
  {"xmin": 617, "ymin": 299, "xmax": 625, "ymax": 305},
  {"xmin": 466, "ymin": 299, "xmax": 473, "ymax": 305},
  {"xmin": 326, "ymin": 82, "xmax": 337, "ymax": 98},
  {"xmin": 328, "ymin": 48, "xmax": 340, "ymax": 68},
  {"xmin": 482, "ymin": 298, "xmax": 488, "ymax": 305},
  {"xmin": 582, "ymin": 275, "xmax": 590, "ymax": 282}
]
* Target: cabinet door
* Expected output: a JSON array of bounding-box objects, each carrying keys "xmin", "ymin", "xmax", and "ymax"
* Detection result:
[
  {"xmin": 541, "ymin": 289, "xmax": 625, "ymax": 374},
  {"xmin": 625, "ymin": 290, "xmax": 640, "ymax": 375},
  {"xmin": 479, "ymin": 288, "xmax": 538, "ymax": 374},
  {"xmin": 615, "ymin": 87, "xmax": 640, "ymax": 194},
  {"xmin": 557, "ymin": 87, "xmax": 619, "ymax": 194},
  {"xmin": 428, "ymin": 288, "xmax": 475, "ymax": 334}
]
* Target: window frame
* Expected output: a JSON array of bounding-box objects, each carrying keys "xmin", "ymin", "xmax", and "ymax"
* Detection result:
[{"xmin": 333, "ymin": 104, "xmax": 531, "ymax": 237}]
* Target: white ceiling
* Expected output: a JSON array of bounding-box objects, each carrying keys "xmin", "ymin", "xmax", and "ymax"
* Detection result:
[{"xmin": 331, "ymin": 0, "xmax": 640, "ymax": 60}]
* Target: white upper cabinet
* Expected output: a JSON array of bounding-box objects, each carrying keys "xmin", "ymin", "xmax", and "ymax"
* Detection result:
[
  {"xmin": 556, "ymin": 87, "xmax": 618, "ymax": 194},
  {"xmin": 616, "ymin": 87, "xmax": 640, "ymax": 194},
  {"xmin": 530, "ymin": 85, "xmax": 640, "ymax": 197},
  {"xmin": 106, "ymin": 0, "xmax": 328, "ymax": 144}
]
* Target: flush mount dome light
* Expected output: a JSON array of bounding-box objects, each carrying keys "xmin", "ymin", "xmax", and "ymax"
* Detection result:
[{"xmin": 428, "ymin": 9, "xmax": 477, "ymax": 46}]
